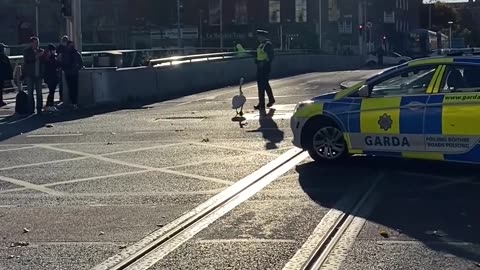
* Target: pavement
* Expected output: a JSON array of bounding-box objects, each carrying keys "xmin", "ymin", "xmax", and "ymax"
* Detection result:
[{"xmin": 0, "ymin": 69, "xmax": 479, "ymax": 270}]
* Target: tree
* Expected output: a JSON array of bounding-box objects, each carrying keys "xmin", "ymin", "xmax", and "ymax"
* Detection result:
[{"xmin": 420, "ymin": 2, "xmax": 457, "ymax": 31}]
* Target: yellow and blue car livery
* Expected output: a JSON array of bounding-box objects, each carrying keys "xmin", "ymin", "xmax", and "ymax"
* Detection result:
[{"xmin": 291, "ymin": 56, "xmax": 480, "ymax": 164}]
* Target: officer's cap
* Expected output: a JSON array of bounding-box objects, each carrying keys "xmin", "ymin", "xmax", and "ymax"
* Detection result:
[{"xmin": 256, "ymin": 30, "xmax": 269, "ymax": 36}]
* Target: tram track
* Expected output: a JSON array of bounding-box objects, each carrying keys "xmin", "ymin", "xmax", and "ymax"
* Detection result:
[
  {"xmin": 93, "ymin": 148, "xmax": 309, "ymax": 270},
  {"xmin": 283, "ymin": 172, "xmax": 383, "ymax": 270}
]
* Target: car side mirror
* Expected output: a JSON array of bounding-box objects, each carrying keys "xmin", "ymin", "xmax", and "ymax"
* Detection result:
[{"xmin": 358, "ymin": 85, "xmax": 370, "ymax": 97}]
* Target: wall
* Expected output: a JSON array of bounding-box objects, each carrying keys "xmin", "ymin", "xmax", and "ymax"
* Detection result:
[{"xmin": 78, "ymin": 54, "xmax": 364, "ymax": 108}]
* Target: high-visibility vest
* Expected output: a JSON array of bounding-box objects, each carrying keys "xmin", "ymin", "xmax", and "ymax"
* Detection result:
[{"xmin": 257, "ymin": 41, "xmax": 271, "ymax": 62}]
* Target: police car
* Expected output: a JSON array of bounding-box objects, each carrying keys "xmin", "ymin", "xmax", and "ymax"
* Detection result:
[{"xmin": 291, "ymin": 56, "xmax": 480, "ymax": 164}]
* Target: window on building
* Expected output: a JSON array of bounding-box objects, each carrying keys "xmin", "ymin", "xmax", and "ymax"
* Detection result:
[
  {"xmin": 209, "ymin": 0, "xmax": 220, "ymax": 25},
  {"xmin": 338, "ymin": 19, "xmax": 352, "ymax": 34},
  {"xmin": 234, "ymin": 0, "xmax": 248, "ymax": 25},
  {"xmin": 295, "ymin": 0, "xmax": 307, "ymax": 23},
  {"xmin": 269, "ymin": 0, "xmax": 281, "ymax": 23}
]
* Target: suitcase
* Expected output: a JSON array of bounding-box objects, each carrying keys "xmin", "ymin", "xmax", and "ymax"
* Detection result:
[{"xmin": 15, "ymin": 91, "xmax": 29, "ymax": 115}]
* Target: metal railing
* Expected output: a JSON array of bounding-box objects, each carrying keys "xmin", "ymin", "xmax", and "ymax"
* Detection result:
[
  {"xmin": 147, "ymin": 49, "xmax": 324, "ymax": 67},
  {"xmin": 148, "ymin": 51, "xmax": 255, "ymax": 67}
]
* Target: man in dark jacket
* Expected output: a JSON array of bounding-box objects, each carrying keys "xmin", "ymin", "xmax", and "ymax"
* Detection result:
[
  {"xmin": 0, "ymin": 43, "xmax": 13, "ymax": 107},
  {"xmin": 43, "ymin": 44, "xmax": 59, "ymax": 110},
  {"xmin": 254, "ymin": 30, "xmax": 275, "ymax": 110},
  {"xmin": 23, "ymin": 37, "xmax": 44, "ymax": 114},
  {"xmin": 63, "ymin": 41, "xmax": 84, "ymax": 108}
]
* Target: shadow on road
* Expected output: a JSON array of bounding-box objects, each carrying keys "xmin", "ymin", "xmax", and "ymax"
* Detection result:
[
  {"xmin": 297, "ymin": 156, "xmax": 480, "ymax": 263},
  {"xmin": 247, "ymin": 108, "xmax": 284, "ymax": 150},
  {"xmin": 0, "ymin": 103, "xmax": 151, "ymax": 143}
]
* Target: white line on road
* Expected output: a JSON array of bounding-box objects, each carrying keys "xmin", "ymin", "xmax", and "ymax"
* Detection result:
[
  {"xmin": 0, "ymin": 157, "xmax": 88, "ymax": 171},
  {"xmin": 26, "ymin": 133, "xmax": 83, "ymax": 138},
  {"xmin": 0, "ymin": 146, "xmax": 37, "ymax": 153},
  {"xmin": 0, "ymin": 175, "xmax": 64, "ymax": 196},
  {"xmin": 42, "ymin": 169, "xmax": 153, "ymax": 187},
  {"xmin": 37, "ymin": 145, "xmax": 234, "ymax": 186}
]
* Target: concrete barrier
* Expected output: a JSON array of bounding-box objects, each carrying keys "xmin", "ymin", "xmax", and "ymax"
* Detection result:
[{"xmin": 78, "ymin": 54, "xmax": 364, "ymax": 108}]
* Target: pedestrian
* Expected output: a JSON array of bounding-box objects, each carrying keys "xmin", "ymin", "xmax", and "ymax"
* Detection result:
[
  {"xmin": 43, "ymin": 44, "xmax": 59, "ymax": 111},
  {"xmin": 57, "ymin": 35, "xmax": 69, "ymax": 102},
  {"xmin": 0, "ymin": 43, "xmax": 13, "ymax": 107},
  {"xmin": 63, "ymin": 41, "xmax": 83, "ymax": 108},
  {"xmin": 377, "ymin": 46, "xmax": 384, "ymax": 66},
  {"xmin": 254, "ymin": 30, "xmax": 275, "ymax": 110},
  {"xmin": 23, "ymin": 37, "xmax": 44, "ymax": 114}
]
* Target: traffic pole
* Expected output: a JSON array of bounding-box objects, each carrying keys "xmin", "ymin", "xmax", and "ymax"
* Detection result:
[
  {"xmin": 177, "ymin": 0, "xmax": 182, "ymax": 49},
  {"xmin": 318, "ymin": 0, "xmax": 322, "ymax": 50},
  {"xmin": 220, "ymin": 0, "xmax": 223, "ymax": 50},
  {"xmin": 72, "ymin": 0, "xmax": 82, "ymax": 53},
  {"xmin": 35, "ymin": 0, "xmax": 40, "ymax": 36}
]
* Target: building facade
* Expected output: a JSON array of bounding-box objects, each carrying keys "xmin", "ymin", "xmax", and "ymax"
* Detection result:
[{"xmin": 0, "ymin": 0, "xmax": 421, "ymax": 55}]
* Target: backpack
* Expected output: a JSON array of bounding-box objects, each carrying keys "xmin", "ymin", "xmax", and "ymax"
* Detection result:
[{"xmin": 15, "ymin": 91, "xmax": 29, "ymax": 115}]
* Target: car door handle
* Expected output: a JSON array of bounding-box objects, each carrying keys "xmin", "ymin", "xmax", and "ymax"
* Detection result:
[{"xmin": 404, "ymin": 102, "xmax": 426, "ymax": 110}]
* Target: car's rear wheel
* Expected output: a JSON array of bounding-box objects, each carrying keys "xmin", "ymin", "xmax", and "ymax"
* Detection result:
[{"xmin": 304, "ymin": 119, "xmax": 349, "ymax": 162}]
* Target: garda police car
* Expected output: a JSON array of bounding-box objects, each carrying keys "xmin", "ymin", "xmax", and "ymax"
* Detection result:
[{"xmin": 291, "ymin": 56, "xmax": 480, "ymax": 163}]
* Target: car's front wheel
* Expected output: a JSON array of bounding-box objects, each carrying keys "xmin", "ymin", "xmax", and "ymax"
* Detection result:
[{"xmin": 304, "ymin": 120, "xmax": 349, "ymax": 162}]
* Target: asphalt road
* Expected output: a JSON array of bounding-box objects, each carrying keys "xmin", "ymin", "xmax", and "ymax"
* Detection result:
[{"xmin": 0, "ymin": 70, "xmax": 479, "ymax": 270}]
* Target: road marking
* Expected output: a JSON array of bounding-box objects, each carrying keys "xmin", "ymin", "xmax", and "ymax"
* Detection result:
[
  {"xmin": 0, "ymin": 157, "xmax": 88, "ymax": 171},
  {"xmin": 37, "ymin": 145, "xmax": 234, "ymax": 186},
  {"xmin": 0, "ymin": 189, "xmax": 226, "ymax": 197},
  {"xmin": 26, "ymin": 133, "xmax": 83, "ymax": 138},
  {"xmin": 188, "ymin": 141, "xmax": 281, "ymax": 157},
  {"xmin": 0, "ymin": 146, "xmax": 37, "ymax": 153},
  {"xmin": 101, "ymin": 142, "xmax": 189, "ymax": 156},
  {"xmin": 42, "ymin": 170, "xmax": 153, "ymax": 187},
  {"xmin": 92, "ymin": 148, "xmax": 308, "ymax": 270},
  {"xmin": 0, "ymin": 175, "xmax": 64, "ymax": 196},
  {"xmin": 163, "ymin": 147, "xmax": 285, "ymax": 170}
]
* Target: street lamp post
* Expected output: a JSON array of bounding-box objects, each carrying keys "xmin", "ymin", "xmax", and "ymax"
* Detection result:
[
  {"xmin": 177, "ymin": 0, "xmax": 182, "ymax": 49},
  {"xmin": 35, "ymin": 0, "xmax": 40, "ymax": 36},
  {"xmin": 448, "ymin": 21, "xmax": 453, "ymax": 49},
  {"xmin": 220, "ymin": 0, "xmax": 223, "ymax": 50},
  {"xmin": 318, "ymin": 0, "xmax": 322, "ymax": 50}
]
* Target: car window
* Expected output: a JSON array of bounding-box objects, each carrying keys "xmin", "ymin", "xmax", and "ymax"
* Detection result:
[
  {"xmin": 370, "ymin": 66, "xmax": 437, "ymax": 97},
  {"xmin": 439, "ymin": 65, "xmax": 480, "ymax": 93}
]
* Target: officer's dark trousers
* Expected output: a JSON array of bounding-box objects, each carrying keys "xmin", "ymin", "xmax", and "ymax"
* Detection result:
[{"xmin": 256, "ymin": 65, "xmax": 274, "ymax": 107}]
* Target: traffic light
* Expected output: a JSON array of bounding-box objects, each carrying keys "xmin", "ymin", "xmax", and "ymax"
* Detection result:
[
  {"xmin": 60, "ymin": 0, "xmax": 72, "ymax": 17},
  {"xmin": 358, "ymin": 24, "xmax": 364, "ymax": 36}
]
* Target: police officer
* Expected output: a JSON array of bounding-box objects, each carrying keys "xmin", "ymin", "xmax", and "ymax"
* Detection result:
[{"xmin": 254, "ymin": 30, "xmax": 275, "ymax": 110}]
